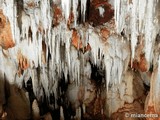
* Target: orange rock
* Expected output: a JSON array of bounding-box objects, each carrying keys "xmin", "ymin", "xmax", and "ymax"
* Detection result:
[
  {"xmin": 146, "ymin": 106, "xmax": 156, "ymax": 114},
  {"xmin": 67, "ymin": 11, "xmax": 74, "ymax": 27},
  {"xmin": 146, "ymin": 106, "xmax": 160, "ymax": 120},
  {"xmin": 130, "ymin": 54, "xmax": 148, "ymax": 72},
  {"xmin": 0, "ymin": 10, "xmax": 15, "ymax": 50},
  {"xmin": 100, "ymin": 28, "xmax": 110, "ymax": 40},
  {"xmin": 71, "ymin": 30, "xmax": 83, "ymax": 49},
  {"xmin": 26, "ymin": 2, "xmax": 36, "ymax": 8},
  {"xmin": 138, "ymin": 54, "xmax": 148, "ymax": 72},
  {"xmin": 71, "ymin": 30, "xmax": 91, "ymax": 53},
  {"xmin": 111, "ymin": 101, "xmax": 145, "ymax": 120},
  {"xmin": 17, "ymin": 51, "xmax": 30, "ymax": 76},
  {"xmin": 52, "ymin": 4, "xmax": 62, "ymax": 26}
]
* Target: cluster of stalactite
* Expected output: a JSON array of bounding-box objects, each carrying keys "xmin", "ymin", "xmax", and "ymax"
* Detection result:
[{"xmin": 0, "ymin": 0, "xmax": 160, "ymax": 120}]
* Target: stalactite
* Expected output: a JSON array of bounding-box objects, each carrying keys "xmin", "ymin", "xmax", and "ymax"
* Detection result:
[
  {"xmin": 114, "ymin": 0, "xmax": 159, "ymax": 64},
  {"xmin": 0, "ymin": 0, "xmax": 160, "ymax": 119},
  {"xmin": 61, "ymin": 0, "xmax": 70, "ymax": 22},
  {"xmin": 72, "ymin": 0, "xmax": 78, "ymax": 26},
  {"xmin": 80, "ymin": 0, "xmax": 87, "ymax": 22}
]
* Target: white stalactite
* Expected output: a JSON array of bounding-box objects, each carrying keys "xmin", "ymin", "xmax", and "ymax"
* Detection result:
[
  {"xmin": 81, "ymin": 0, "xmax": 87, "ymax": 22},
  {"xmin": 61, "ymin": 0, "xmax": 71, "ymax": 22},
  {"xmin": 0, "ymin": 0, "xmax": 158, "ymax": 94},
  {"xmin": 114, "ymin": 0, "xmax": 159, "ymax": 64},
  {"xmin": 72, "ymin": 0, "xmax": 78, "ymax": 26},
  {"xmin": 0, "ymin": 0, "xmax": 160, "ymax": 117}
]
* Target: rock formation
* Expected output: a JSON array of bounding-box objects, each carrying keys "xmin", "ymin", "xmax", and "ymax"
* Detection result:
[{"xmin": 0, "ymin": 0, "xmax": 160, "ymax": 120}]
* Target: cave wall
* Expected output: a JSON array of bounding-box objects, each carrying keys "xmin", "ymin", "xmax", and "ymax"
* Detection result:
[{"xmin": 0, "ymin": 0, "xmax": 160, "ymax": 119}]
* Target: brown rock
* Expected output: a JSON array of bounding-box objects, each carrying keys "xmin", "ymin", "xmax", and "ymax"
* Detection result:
[
  {"xmin": 67, "ymin": 11, "xmax": 74, "ymax": 27},
  {"xmin": 129, "ymin": 0, "xmax": 132, "ymax": 4},
  {"xmin": 100, "ymin": 28, "xmax": 110, "ymax": 40},
  {"xmin": 93, "ymin": 96, "xmax": 103, "ymax": 115},
  {"xmin": 138, "ymin": 54, "xmax": 148, "ymax": 72},
  {"xmin": 43, "ymin": 112, "xmax": 52, "ymax": 120},
  {"xmin": 131, "ymin": 60, "xmax": 139, "ymax": 70},
  {"xmin": 71, "ymin": 30, "xmax": 91, "ymax": 53},
  {"xmin": 77, "ymin": 85, "xmax": 85, "ymax": 102},
  {"xmin": 0, "ymin": 10, "xmax": 15, "ymax": 50},
  {"xmin": 71, "ymin": 30, "xmax": 83, "ymax": 49},
  {"xmin": 42, "ymin": 40, "xmax": 47, "ymax": 64},
  {"xmin": 52, "ymin": 4, "xmax": 62, "ymax": 26},
  {"xmin": 88, "ymin": 0, "xmax": 114, "ymax": 26},
  {"xmin": 83, "ymin": 96, "xmax": 107, "ymax": 120},
  {"xmin": 17, "ymin": 50, "xmax": 30, "ymax": 76},
  {"xmin": 111, "ymin": 101, "xmax": 145, "ymax": 120},
  {"xmin": 5, "ymin": 84, "xmax": 31, "ymax": 120},
  {"xmin": 26, "ymin": 1, "xmax": 36, "ymax": 8},
  {"xmin": 130, "ymin": 54, "xmax": 148, "ymax": 72},
  {"xmin": 146, "ymin": 106, "xmax": 160, "ymax": 120}
]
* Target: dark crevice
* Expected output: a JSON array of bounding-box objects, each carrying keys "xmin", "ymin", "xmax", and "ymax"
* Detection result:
[{"xmin": 15, "ymin": 0, "xmax": 24, "ymax": 33}]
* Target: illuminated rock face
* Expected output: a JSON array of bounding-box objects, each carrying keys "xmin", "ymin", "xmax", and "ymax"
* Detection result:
[
  {"xmin": 0, "ymin": 10, "xmax": 15, "ymax": 49},
  {"xmin": 0, "ymin": 0, "xmax": 160, "ymax": 119}
]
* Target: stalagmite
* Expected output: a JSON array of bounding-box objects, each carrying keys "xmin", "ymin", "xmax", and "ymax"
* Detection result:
[
  {"xmin": 60, "ymin": 106, "xmax": 64, "ymax": 120},
  {"xmin": 32, "ymin": 99, "xmax": 40, "ymax": 120},
  {"xmin": 82, "ymin": 104, "xmax": 86, "ymax": 114}
]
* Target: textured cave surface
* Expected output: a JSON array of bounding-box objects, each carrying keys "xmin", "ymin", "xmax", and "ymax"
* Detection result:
[{"xmin": 0, "ymin": 0, "xmax": 160, "ymax": 120}]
